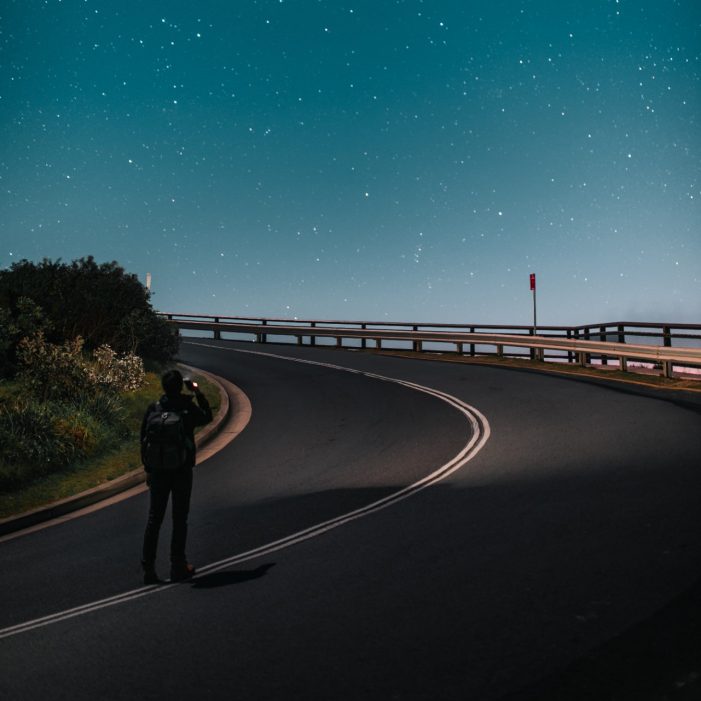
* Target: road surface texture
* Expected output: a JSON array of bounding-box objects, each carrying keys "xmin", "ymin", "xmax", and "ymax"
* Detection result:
[{"xmin": 1, "ymin": 339, "xmax": 700, "ymax": 700}]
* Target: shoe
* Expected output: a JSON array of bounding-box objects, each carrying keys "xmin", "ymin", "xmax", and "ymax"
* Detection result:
[
  {"xmin": 143, "ymin": 569, "xmax": 163, "ymax": 585},
  {"xmin": 170, "ymin": 562, "xmax": 196, "ymax": 582}
]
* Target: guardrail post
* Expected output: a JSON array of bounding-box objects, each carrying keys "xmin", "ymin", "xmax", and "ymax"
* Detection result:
[
  {"xmin": 310, "ymin": 322, "xmax": 316, "ymax": 347},
  {"xmin": 663, "ymin": 360, "xmax": 673, "ymax": 378},
  {"xmin": 297, "ymin": 336, "xmax": 303, "ymax": 346},
  {"xmin": 617, "ymin": 325, "xmax": 626, "ymax": 370},
  {"xmin": 663, "ymin": 325, "xmax": 672, "ymax": 347},
  {"xmin": 377, "ymin": 338, "xmax": 383, "ymax": 350},
  {"xmin": 336, "ymin": 337, "xmax": 342, "ymax": 348},
  {"xmin": 566, "ymin": 329, "xmax": 573, "ymax": 363},
  {"xmin": 599, "ymin": 325, "xmax": 608, "ymax": 365},
  {"xmin": 497, "ymin": 344, "xmax": 504, "ymax": 358},
  {"xmin": 578, "ymin": 351, "xmax": 587, "ymax": 367},
  {"xmin": 261, "ymin": 320, "xmax": 267, "ymax": 343},
  {"xmin": 361, "ymin": 324, "xmax": 367, "ymax": 349},
  {"xmin": 470, "ymin": 327, "xmax": 475, "ymax": 356},
  {"xmin": 584, "ymin": 327, "xmax": 591, "ymax": 365},
  {"xmin": 528, "ymin": 328, "xmax": 540, "ymax": 360},
  {"xmin": 214, "ymin": 317, "xmax": 221, "ymax": 340},
  {"xmin": 412, "ymin": 325, "xmax": 419, "ymax": 352}
]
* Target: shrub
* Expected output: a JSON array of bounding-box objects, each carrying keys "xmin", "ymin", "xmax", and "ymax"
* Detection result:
[
  {"xmin": 0, "ymin": 333, "xmax": 146, "ymax": 491},
  {"xmin": 0, "ymin": 399, "xmax": 60, "ymax": 470},
  {"xmin": 0, "ymin": 297, "xmax": 51, "ymax": 378},
  {"xmin": 0, "ymin": 399, "xmax": 115, "ymax": 491},
  {"xmin": 75, "ymin": 390, "xmax": 128, "ymax": 427},
  {"xmin": 17, "ymin": 332, "xmax": 88, "ymax": 403},
  {"xmin": 116, "ymin": 309, "xmax": 179, "ymax": 364},
  {"xmin": 52, "ymin": 415, "xmax": 95, "ymax": 455},
  {"xmin": 0, "ymin": 399, "xmax": 128, "ymax": 492},
  {"xmin": 0, "ymin": 257, "xmax": 179, "ymax": 367},
  {"xmin": 89, "ymin": 344, "xmax": 146, "ymax": 393},
  {"xmin": 17, "ymin": 333, "xmax": 145, "ymax": 402}
]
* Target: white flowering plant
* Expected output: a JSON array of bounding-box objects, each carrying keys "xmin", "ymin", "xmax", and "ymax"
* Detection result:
[
  {"xmin": 88, "ymin": 344, "xmax": 145, "ymax": 393},
  {"xmin": 17, "ymin": 332, "xmax": 145, "ymax": 402}
]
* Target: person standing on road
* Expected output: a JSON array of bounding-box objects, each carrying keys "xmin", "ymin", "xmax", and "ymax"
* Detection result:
[{"xmin": 140, "ymin": 369, "xmax": 213, "ymax": 585}]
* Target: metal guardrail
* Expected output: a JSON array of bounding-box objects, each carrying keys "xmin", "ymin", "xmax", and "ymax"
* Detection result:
[{"xmin": 160, "ymin": 313, "xmax": 701, "ymax": 379}]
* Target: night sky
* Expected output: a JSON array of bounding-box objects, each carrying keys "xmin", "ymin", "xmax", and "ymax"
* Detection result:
[{"xmin": 1, "ymin": 1, "xmax": 699, "ymax": 325}]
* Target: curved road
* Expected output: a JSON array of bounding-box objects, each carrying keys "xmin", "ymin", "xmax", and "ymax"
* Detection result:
[{"xmin": 1, "ymin": 340, "xmax": 700, "ymax": 700}]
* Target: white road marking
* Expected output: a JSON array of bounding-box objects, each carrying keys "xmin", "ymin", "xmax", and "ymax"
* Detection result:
[{"xmin": 0, "ymin": 343, "xmax": 490, "ymax": 641}]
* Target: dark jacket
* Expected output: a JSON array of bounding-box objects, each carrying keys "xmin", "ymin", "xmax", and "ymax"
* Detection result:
[{"xmin": 141, "ymin": 391, "xmax": 213, "ymax": 469}]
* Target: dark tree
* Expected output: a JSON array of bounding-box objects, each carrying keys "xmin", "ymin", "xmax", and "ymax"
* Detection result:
[
  {"xmin": 0, "ymin": 297, "xmax": 51, "ymax": 377},
  {"xmin": 116, "ymin": 308, "xmax": 180, "ymax": 364},
  {"xmin": 0, "ymin": 257, "xmax": 179, "ymax": 369}
]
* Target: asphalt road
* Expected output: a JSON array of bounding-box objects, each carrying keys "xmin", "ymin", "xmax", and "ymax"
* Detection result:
[{"xmin": 1, "ymin": 340, "xmax": 700, "ymax": 700}]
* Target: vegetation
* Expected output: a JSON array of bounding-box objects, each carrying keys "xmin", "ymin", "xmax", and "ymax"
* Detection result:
[
  {"xmin": 0, "ymin": 256, "xmax": 204, "ymax": 518},
  {"xmin": 0, "ymin": 331, "xmax": 146, "ymax": 492},
  {"xmin": 374, "ymin": 349, "xmax": 701, "ymax": 390},
  {"xmin": 0, "ymin": 256, "xmax": 178, "ymax": 376},
  {"xmin": 0, "ymin": 373, "xmax": 220, "ymax": 519}
]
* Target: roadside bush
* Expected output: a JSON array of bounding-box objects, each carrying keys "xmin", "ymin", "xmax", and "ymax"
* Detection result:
[
  {"xmin": 116, "ymin": 309, "xmax": 179, "ymax": 364},
  {"xmin": 0, "ymin": 297, "xmax": 51, "ymax": 378},
  {"xmin": 17, "ymin": 333, "xmax": 89, "ymax": 403},
  {"xmin": 75, "ymin": 390, "xmax": 128, "ymax": 427},
  {"xmin": 0, "ymin": 334, "xmax": 145, "ymax": 491},
  {"xmin": 88, "ymin": 344, "xmax": 146, "ymax": 393},
  {"xmin": 0, "ymin": 257, "xmax": 179, "ymax": 369},
  {"xmin": 0, "ymin": 399, "xmax": 109, "ymax": 490},
  {"xmin": 17, "ymin": 332, "xmax": 145, "ymax": 402},
  {"xmin": 52, "ymin": 410, "xmax": 101, "ymax": 456},
  {"xmin": 0, "ymin": 367, "xmax": 138, "ymax": 490}
]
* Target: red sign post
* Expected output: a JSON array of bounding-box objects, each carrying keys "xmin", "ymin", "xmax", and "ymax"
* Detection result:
[{"xmin": 530, "ymin": 273, "xmax": 537, "ymax": 337}]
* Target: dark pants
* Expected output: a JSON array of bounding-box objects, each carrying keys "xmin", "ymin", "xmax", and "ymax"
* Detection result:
[{"xmin": 142, "ymin": 468, "xmax": 193, "ymax": 568}]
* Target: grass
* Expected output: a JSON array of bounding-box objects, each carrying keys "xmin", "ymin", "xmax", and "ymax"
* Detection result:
[
  {"xmin": 0, "ymin": 371, "xmax": 221, "ymax": 519},
  {"xmin": 371, "ymin": 349, "xmax": 701, "ymax": 391}
]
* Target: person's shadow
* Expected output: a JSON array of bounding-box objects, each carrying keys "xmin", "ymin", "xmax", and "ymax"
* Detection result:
[{"xmin": 190, "ymin": 563, "xmax": 275, "ymax": 589}]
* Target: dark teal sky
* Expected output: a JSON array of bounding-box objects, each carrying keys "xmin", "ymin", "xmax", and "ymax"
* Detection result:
[{"xmin": 1, "ymin": 0, "xmax": 699, "ymax": 324}]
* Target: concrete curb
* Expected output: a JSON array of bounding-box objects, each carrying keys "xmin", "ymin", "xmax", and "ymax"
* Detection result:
[{"xmin": 0, "ymin": 365, "xmax": 243, "ymax": 538}]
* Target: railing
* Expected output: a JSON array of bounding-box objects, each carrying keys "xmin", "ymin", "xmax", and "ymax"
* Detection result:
[{"xmin": 159, "ymin": 313, "xmax": 701, "ymax": 379}]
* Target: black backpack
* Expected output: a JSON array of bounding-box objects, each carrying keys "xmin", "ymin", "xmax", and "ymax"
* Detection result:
[{"xmin": 142, "ymin": 402, "xmax": 190, "ymax": 472}]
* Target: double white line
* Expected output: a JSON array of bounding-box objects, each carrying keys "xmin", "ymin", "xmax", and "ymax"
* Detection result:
[{"xmin": 0, "ymin": 344, "xmax": 490, "ymax": 641}]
